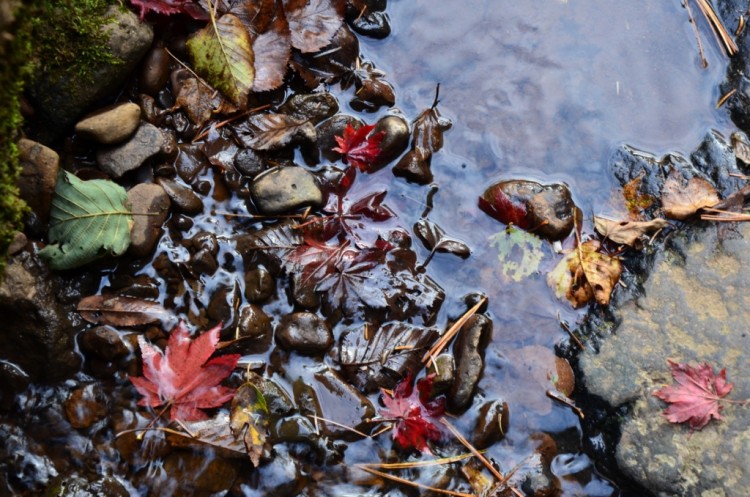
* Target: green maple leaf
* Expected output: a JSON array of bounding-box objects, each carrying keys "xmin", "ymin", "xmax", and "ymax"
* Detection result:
[{"xmin": 488, "ymin": 227, "xmax": 545, "ymax": 282}]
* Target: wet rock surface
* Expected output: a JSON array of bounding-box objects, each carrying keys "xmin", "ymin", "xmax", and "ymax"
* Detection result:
[
  {"xmin": 449, "ymin": 314, "xmax": 491, "ymax": 411},
  {"xmin": 275, "ymin": 312, "xmax": 333, "ymax": 354},
  {"xmin": 75, "ymin": 102, "xmax": 142, "ymax": 145},
  {"xmin": 126, "ymin": 183, "xmax": 170, "ymax": 257},
  {"xmin": 17, "ymin": 138, "xmax": 59, "ymax": 224},
  {"xmin": 97, "ymin": 123, "xmax": 163, "ymax": 178},
  {"xmin": 250, "ymin": 166, "xmax": 323, "ymax": 215},
  {"xmin": 580, "ymin": 222, "xmax": 750, "ymax": 497}
]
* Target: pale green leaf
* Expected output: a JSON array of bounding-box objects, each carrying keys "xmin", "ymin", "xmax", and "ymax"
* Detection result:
[
  {"xmin": 187, "ymin": 13, "xmax": 255, "ymax": 108},
  {"xmin": 488, "ymin": 227, "xmax": 545, "ymax": 282},
  {"xmin": 39, "ymin": 171, "xmax": 132, "ymax": 270}
]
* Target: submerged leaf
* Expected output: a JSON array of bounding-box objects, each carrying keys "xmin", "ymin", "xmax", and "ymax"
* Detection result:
[
  {"xmin": 129, "ymin": 0, "xmax": 208, "ymax": 20},
  {"xmin": 39, "ymin": 171, "xmax": 133, "ymax": 270},
  {"xmin": 232, "ymin": 113, "xmax": 316, "ymax": 150},
  {"xmin": 488, "ymin": 227, "xmax": 545, "ymax": 282},
  {"xmin": 284, "ymin": 0, "xmax": 344, "ymax": 53},
  {"xmin": 547, "ymin": 241, "xmax": 621, "ymax": 308},
  {"xmin": 661, "ymin": 172, "xmax": 719, "ymax": 220},
  {"xmin": 653, "ymin": 359, "xmax": 734, "ymax": 431},
  {"xmin": 413, "ymin": 219, "xmax": 470, "ymax": 259},
  {"xmin": 594, "ymin": 216, "xmax": 670, "ymax": 248},
  {"xmin": 230, "ymin": 383, "xmax": 269, "ymax": 466},
  {"xmin": 252, "ymin": 11, "xmax": 292, "ymax": 92},
  {"xmin": 187, "ymin": 13, "xmax": 255, "ymax": 108},
  {"xmin": 77, "ymin": 295, "xmax": 170, "ymax": 326}
]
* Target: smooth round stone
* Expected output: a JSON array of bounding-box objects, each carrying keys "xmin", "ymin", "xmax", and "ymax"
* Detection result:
[
  {"xmin": 250, "ymin": 166, "xmax": 323, "ymax": 215},
  {"xmin": 75, "ymin": 102, "xmax": 141, "ymax": 145}
]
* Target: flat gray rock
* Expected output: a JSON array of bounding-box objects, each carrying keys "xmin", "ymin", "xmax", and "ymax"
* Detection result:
[
  {"xmin": 97, "ymin": 123, "xmax": 163, "ymax": 178},
  {"xmin": 580, "ymin": 224, "xmax": 750, "ymax": 497},
  {"xmin": 17, "ymin": 138, "xmax": 59, "ymax": 223},
  {"xmin": 75, "ymin": 102, "xmax": 141, "ymax": 144},
  {"xmin": 127, "ymin": 183, "xmax": 170, "ymax": 257},
  {"xmin": 250, "ymin": 166, "xmax": 323, "ymax": 215}
]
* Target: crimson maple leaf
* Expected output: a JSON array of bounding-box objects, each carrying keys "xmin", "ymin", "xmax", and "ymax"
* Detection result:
[
  {"xmin": 653, "ymin": 359, "xmax": 734, "ymax": 431},
  {"xmin": 128, "ymin": 0, "xmax": 208, "ymax": 20},
  {"xmin": 332, "ymin": 124, "xmax": 384, "ymax": 172},
  {"xmin": 130, "ymin": 322, "xmax": 240, "ymax": 421},
  {"xmin": 380, "ymin": 373, "xmax": 445, "ymax": 453}
]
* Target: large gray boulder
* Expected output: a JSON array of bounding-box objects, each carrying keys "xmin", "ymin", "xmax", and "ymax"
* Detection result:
[{"xmin": 580, "ymin": 223, "xmax": 750, "ymax": 497}]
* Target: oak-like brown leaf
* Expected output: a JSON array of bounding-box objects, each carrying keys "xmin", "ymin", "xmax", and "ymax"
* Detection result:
[
  {"xmin": 594, "ymin": 216, "xmax": 670, "ymax": 248},
  {"xmin": 130, "ymin": 322, "xmax": 240, "ymax": 421},
  {"xmin": 251, "ymin": 11, "xmax": 292, "ymax": 92},
  {"xmin": 284, "ymin": 0, "xmax": 344, "ymax": 53},
  {"xmin": 661, "ymin": 172, "xmax": 719, "ymax": 220},
  {"xmin": 653, "ymin": 360, "xmax": 734, "ymax": 431},
  {"xmin": 547, "ymin": 240, "xmax": 621, "ymax": 308}
]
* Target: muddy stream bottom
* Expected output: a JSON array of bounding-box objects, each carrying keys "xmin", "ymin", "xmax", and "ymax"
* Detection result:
[{"xmin": 0, "ymin": 0, "xmax": 740, "ymax": 496}]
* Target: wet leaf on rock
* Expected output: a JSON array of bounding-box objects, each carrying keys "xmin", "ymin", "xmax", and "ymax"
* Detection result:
[
  {"xmin": 174, "ymin": 75, "xmax": 237, "ymax": 127},
  {"xmin": 478, "ymin": 184, "xmax": 532, "ymax": 230},
  {"xmin": 165, "ymin": 412, "xmax": 246, "ymax": 458},
  {"xmin": 414, "ymin": 219, "xmax": 470, "ymax": 260},
  {"xmin": 186, "ymin": 13, "xmax": 255, "ymax": 108},
  {"xmin": 731, "ymin": 132, "xmax": 750, "ymax": 165},
  {"xmin": 332, "ymin": 123, "xmax": 384, "ymax": 172},
  {"xmin": 251, "ymin": 11, "xmax": 292, "ymax": 92},
  {"xmin": 594, "ymin": 216, "xmax": 670, "ymax": 248},
  {"xmin": 77, "ymin": 295, "xmax": 170, "ymax": 326},
  {"xmin": 339, "ymin": 322, "xmax": 439, "ymax": 392},
  {"xmin": 129, "ymin": 322, "xmax": 240, "ymax": 421},
  {"xmin": 622, "ymin": 174, "xmax": 654, "ymax": 219},
  {"xmin": 488, "ymin": 227, "xmax": 545, "ymax": 282},
  {"xmin": 547, "ymin": 240, "xmax": 621, "ymax": 308},
  {"xmin": 284, "ymin": 0, "xmax": 344, "ymax": 53},
  {"xmin": 39, "ymin": 170, "xmax": 133, "ymax": 271},
  {"xmin": 129, "ymin": 0, "xmax": 208, "ymax": 20},
  {"xmin": 410, "ymin": 90, "xmax": 452, "ymax": 157},
  {"xmin": 232, "ymin": 113, "xmax": 316, "ymax": 150},
  {"xmin": 230, "ymin": 383, "xmax": 269, "ymax": 466},
  {"xmin": 653, "ymin": 359, "xmax": 735, "ymax": 431},
  {"xmin": 661, "ymin": 171, "xmax": 719, "ymax": 220}
]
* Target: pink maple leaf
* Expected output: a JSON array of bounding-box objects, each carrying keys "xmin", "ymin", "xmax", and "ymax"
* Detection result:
[
  {"xmin": 332, "ymin": 124, "xmax": 384, "ymax": 172},
  {"xmin": 130, "ymin": 322, "xmax": 240, "ymax": 421},
  {"xmin": 653, "ymin": 359, "xmax": 734, "ymax": 431}
]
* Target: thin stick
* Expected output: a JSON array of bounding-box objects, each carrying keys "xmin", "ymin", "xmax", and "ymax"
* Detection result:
[
  {"xmin": 359, "ymin": 452, "xmax": 476, "ymax": 470},
  {"xmin": 716, "ymin": 88, "xmax": 737, "ymax": 108},
  {"xmin": 307, "ymin": 415, "xmax": 371, "ymax": 438},
  {"xmin": 546, "ymin": 390, "xmax": 585, "ymax": 419},
  {"xmin": 422, "ymin": 296, "xmax": 487, "ymax": 364},
  {"xmin": 558, "ymin": 312, "xmax": 585, "ymax": 350},
  {"xmin": 357, "ymin": 465, "xmax": 476, "ymax": 497},
  {"xmin": 684, "ymin": 0, "xmax": 709, "ymax": 67},
  {"xmin": 695, "ymin": 0, "xmax": 739, "ymax": 56}
]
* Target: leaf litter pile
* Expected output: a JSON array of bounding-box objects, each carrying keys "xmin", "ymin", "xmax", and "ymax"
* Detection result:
[{"xmin": 16, "ymin": 0, "xmax": 750, "ymax": 496}]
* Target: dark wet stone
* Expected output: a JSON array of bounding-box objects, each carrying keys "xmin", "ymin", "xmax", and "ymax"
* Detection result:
[
  {"xmin": 172, "ymin": 214, "xmax": 194, "ymax": 231},
  {"xmin": 237, "ymin": 304, "xmax": 272, "ymax": 341},
  {"xmin": 244, "ymin": 264, "xmax": 275, "ymax": 303},
  {"xmin": 74, "ymin": 102, "xmax": 141, "ymax": 145},
  {"xmin": 234, "ymin": 148, "xmax": 265, "ymax": 178},
  {"xmin": 473, "ymin": 399, "xmax": 510, "ymax": 449},
  {"xmin": 0, "ymin": 423, "xmax": 57, "ymax": 493},
  {"xmin": 189, "ymin": 248, "xmax": 219, "ymax": 276},
  {"xmin": 250, "ymin": 166, "xmax": 323, "ymax": 215},
  {"xmin": 174, "ymin": 143, "xmax": 209, "ymax": 182},
  {"xmin": 45, "ymin": 476, "xmax": 130, "ymax": 497},
  {"xmin": 159, "ymin": 129, "xmax": 178, "ymax": 160},
  {"xmin": 206, "ymin": 285, "xmax": 239, "ymax": 326},
  {"xmin": 316, "ymin": 114, "xmax": 364, "ymax": 161},
  {"xmin": 480, "ymin": 180, "xmax": 579, "ymax": 241},
  {"xmin": 372, "ymin": 114, "xmax": 410, "ymax": 168},
  {"xmin": 580, "ymin": 221, "xmax": 750, "ymax": 497},
  {"xmin": 7, "ymin": 231, "xmax": 28, "ymax": 256},
  {"xmin": 350, "ymin": 10, "xmax": 391, "ymax": 39},
  {"xmin": 393, "ymin": 149, "xmax": 433, "ymax": 184},
  {"xmin": 689, "ymin": 130, "xmax": 746, "ymax": 198},
  {"xmin": 247, "ymin": 373, "xmax": 295, "ymax": 417},
  {"xmin": 189, "ymin": 231, "xmax": 219, "ymax": 256},
  {"xmin": 0, "ymin": 253, "xmax": 80, "ymax": 381},
  {"xmin": 426, "ymin": 353, "xmax": 455, "ymax": 395},
  {"xmin": 26, "ymin": 7, "xmax": 153, "ymax": 141},
  {"xmin": 17, "ymin": 138, "xmax": 59, "ymax": 223},
  {"xmin": 275, "ymin": 312, "xmax": 332, "ymax": 354},
  {"xmin": 78, "ymin": 326, "xmax": 131, "ymax": 361},
  {"xmin": 127, "ymin": 183, "xmax": 170, "ymax": 258},
  {"xmin": 156, "ymin": 177, "xmax": 204, "ymax": 215},
  {"xmin": 290, "ymin": 274, "xmax": 321, "ymax": 310},
  {"xmin": 280, "ymin": 92, "xmax": 339, "ymax": 124},
  {"xmin": 63, "ymin": 384, "xmax": 108, "ymax": 429},
  {"xmin": 312, "ymin": 366, "xmax": 377, "ymax": 437},
  {"xmin": 449, "ymin": 314, "xmax": 492, "ymax": 411},
  {"xmin": 140, "ymin": 45, "xmax": 171, "ymax": 96},
  {"xmin": 0, "ymin": 360, "xmax": 30, "ymax": 409},
  {"xmin": 249, "ymin": 445, "xmax": 305, "ymax": 497},
  {"xmin": 96, "ymin": 123, "xmax": 163, "ymax": 178},
  {"xmin": 158, "ymin": 452, "xmax": 239, "ymax": 495}
]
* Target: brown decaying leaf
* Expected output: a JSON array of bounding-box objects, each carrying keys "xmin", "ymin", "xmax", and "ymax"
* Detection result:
[
  {"xmin": 661, "ymin": 172, "xmax": 719, "ymax": 220},
  {"xmin": 622, "ymin": 174, "xmax": 653, "ymax": 219},
  {"xmin": 594, "ymin": 216, "xmax": 670, "ymax": 248},
  {"xmin": 232, "ymin": 113, "xmax": 316, "ymax": 150},
  {"xmin": 251, "ymin": 11, "xmax": 292, "ymax": 92},
  {"xmin": 284, "ymin": 0, "xmax": 344, "ymax": 53},
  {"xmin": 164, "ymin": 413, "xmax": 246, "ymax": 459},
  {"xmin": 413, "ymin": 219, "xmax": 471, "ymax": 259},
  {"xmin": 731, "ymin": 132, "xmax": 750, "ymax": 164},
  {"xmin": 411, "ymin": 90, "xmax": 452, "ymax": 157},
  {"xmin": 230, "ymin": 383, "xmax": 269, "ymax": 467},
  {"xmin": 77, "ymin": 295, "xmax": 170, "ymax": 326},
  {"xmin": 547, "ymin": 240, "xmax": 621, "ymax": 308}
]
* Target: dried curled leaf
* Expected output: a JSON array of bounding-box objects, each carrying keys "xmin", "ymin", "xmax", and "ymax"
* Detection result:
[
  {"xmin": 230, "ymin": 383, "xmax": 269, "ymax": 466},
  {"xmin": 661, "ymin": 172, "xmax": 719, "ymax": 220},
  {"xmin": 547, "ymin": 241, "xmax": 621, "ymax": 308},
  {"xmin": 594, "ymin": 216, "xmax": 670, "ymax": 248},
  {"xmin": 77, "ymin": 295, "xmax": 170, "ymax": 326},
  {"xmin": 186, "ymin": 13, "xmax": 255, "ymax": 108}
]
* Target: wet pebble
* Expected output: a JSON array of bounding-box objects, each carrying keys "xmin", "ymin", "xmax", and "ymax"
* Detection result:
[
  {"xmin": 159, "ymin": 452, "xmax": 240, "ymax": 495},
  {"xmin": 316, "ymin": 114, "xmax": 364, "ymax": 161},
  {"xmin": 449, "ymin": 314, "xmax": 492, "ymax": 411},
  {"xmin": 237, "ymin": 304, "xmax": 272, "ymax": 341},
  {"xmin": 312, "ymin": 366, "xmax": 377, "ymax": 437},
  {"xmin": 426, "ymin": 353, "xmax": 455, "ymax": 395},
  {"xmin": 0, "ymin": 360, "xmax": 30, "ymax": 409},
  {"xmin": 393, "ymin": 149, "xmax": 433, "ymax": 184},
  {"xmin": 189, "ymin": 248, "xmax": 219, "ymax": 276},
  {"xmin": 280, "ymin": 92, "xmax": 339, "ymax": 124},
  {"xmin": 234, "ymin": 148, "xmax": 265, "ymax": 178},
  {"xmin": 74, "ymin": 102, "xmax": 141, "ymax": 145},
  {"xmin": 140, "ymin": 45, "xmax": 171, "ymax": 96},
  {"xmin": 127, "ymin": 183, "xmax": 170, "ymax": 257},
  {"xmin": 472, "ymin": 399, "xmax": 510, "ymax": 449},
  {"xmin": 250, "ymin": 166, "xmax": 323, "ymax": 215},
  {"xmin": 174, "ymin": 143, "xmax": 208, "ymax": 182},
  {"xmin": 46, "ymin": 476, "xmax": 130, "ymax": 497},
  {"xmin": 189, "ymin": 231, "xmax": 219, "ymax": 256},
  {"xmin": 275, "ymin": 312, "xmax": 332, "ymax": 354},
  {"xmin": 350, "ymin": 10, "xmax": 391, "ymax": 39},
  {"xmin": 96, "ymin": 123, "xmax": 163, "ymax": 178},
  {"xmin": 78, "ymin": 326, "xmax": 131, "ymax": 361},
  {"xmin": 7, "ymin": 231, "xmax": 27, "ymax": 256},
  {"xmin": 372, "ymin": 114, "xmax": 410, "ymax": 167},
  {"xmin": 156, "ymin": 177, "xmax": 204, "ymax": 215},
  {"xmin": 159, "ymin": 129, "xmax": 178, "ymax": 159},
  {"xmin": 17, "ymin": 138, "xmax": 59, "ymax": 223},
  {"xmin": 63, "ymin": 383, "xmax": 108, "ymax": 429},
  {"xmin": 245, "ymin": 264, "xmax": 275, "ymax": 303}
]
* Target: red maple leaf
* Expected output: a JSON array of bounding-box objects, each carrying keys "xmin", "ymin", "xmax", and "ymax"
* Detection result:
[
  {"xmin": 653, "ymin": 359, "xmax": 734, "ymax": 431},
  {"xmin": 380, "ymin": 373, "xmax": 445, "ymax": 453},
  {"xmin": 128, "ymin": 0, "xmax": 208, "ymax": 21},
  {"xmin": 332, "ymin": 124, "xmax": 384, "ymax": 172},
  {"xmin": 130, "ymin": 322, "xmax": 240, "ymax": 421}
]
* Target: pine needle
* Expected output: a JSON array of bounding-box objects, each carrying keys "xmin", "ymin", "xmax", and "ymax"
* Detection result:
[
  {"xmin": 695, "ymin": 0, "xmax": 738, "ymax": 56},
  {"xmin": 422, "ymin": 296, "xmax": 487, "ymax": 364},
  {"xmin": 359, "ymin": 452, "xmax": 477, "ymax": 470},
  {"xmin": 357, "ymin": 465, "xmax": 476, "ymax": 497}
]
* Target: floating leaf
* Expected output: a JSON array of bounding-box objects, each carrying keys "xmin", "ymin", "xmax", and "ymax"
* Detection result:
[
  {"xmin": 622, "ymin": 174, "xmax": 654, "ymax": 219},
  {"xmin": 187, "ymin": 13, "xmax": 255, "ymax": 108},
  {"xmin": 594, "ymin": 216, "xmax": 670, "ymax": 248},
  {"xmin": 488, "ymin": 227, "xmax": 544, "ymax": 282},
  {"xmin": 653, "ymin": 359, "xmax": 735, "ymax": 431},
  {"xmin": 661, "ymin": 171, "xmax": 719, "ymax": 220},
  {"xmin": 39, "ymin": 171, "xmax": 133, "ymax": 270},
  {"xmin": 333, "ymin": 123, "xmax": 384, "ymax": 172},
  {"xmin": 230, "ymin": 383, "xmax": 269, "ymax": 467},
  {"xmin": 414, "ymin": 219, "xmax": 471, "ymax": 262},
  {"xmin": 547, "ymin": 241, "xmax": 621, "ymax": 308},
  {"xmin": 77, "ymin": 295, "xmax": 170, "ymax": 326},
  {"xmin": 252, "ymin": 11, "xmax": 292, "ymax": 92},
  {"xmin": 129, "ymin": 322, "xmax": 240, "ymax": 421},
  {"xmin": 232, "ymin": 113, "xmax": 316, "ymax": 150},
  {"xmin": 284, "ymin": 0, "xmax": 344, "ymax": 53}
]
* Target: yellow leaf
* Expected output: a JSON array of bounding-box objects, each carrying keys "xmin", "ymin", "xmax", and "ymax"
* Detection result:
[{"xmin": 547, "ymin": 241, "xmax": 621, "ymax": 308}]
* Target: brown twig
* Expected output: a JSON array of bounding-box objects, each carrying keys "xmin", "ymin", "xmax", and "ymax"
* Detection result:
[
  {"xmin": 546, "ymin": 390, "xmax": 585, "ymax": 419},
  {"xmin": 695, "ymin": 0, "xmax": 739, "ymax": 56},
  {"xmin": 422, "ymin": 296, "xmax": 487, "ymax": 364},
  {"xmin": 357, "ymin": 465, "xmax": 476, "ymax": 497},
  {"xmin": 684, "ymin": 0, "xmax": 709, "ymax": 68},
  {"xmin": 716, "ymin": 88, "xmax": 737, "ymax": 108},
  {"xmin": 558, "ymin": 312, "xmax": 585, "ymax": 350}
]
